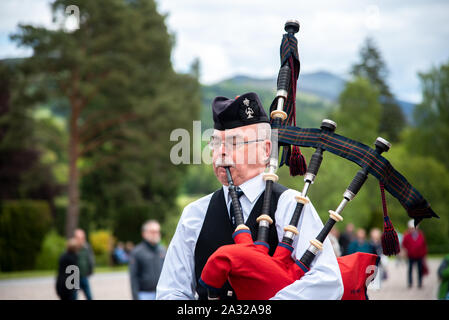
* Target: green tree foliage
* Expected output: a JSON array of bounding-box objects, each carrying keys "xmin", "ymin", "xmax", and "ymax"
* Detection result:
[
  {"xmin": 382, "ymin": 144, "xmax": 449, "ymax": 253},
  {"xmin": 332, "ymin": 77, "xmax": 382, "ymax": 146},
  {"xmin": 406, "ymin": 60, "xmax": 449, "ymax": 171},
  {"xmin": 11, "ymin": 0, "xmax": 201, "ymax": 237},
  {"xmin": 281, "ymin": 74, "xmax": 447, "ymax": 251},
  {"xmin": 301, "ymin": 77, "xmax": 383, "ymax": 230},
  {"xmin": 181, "ymin": 163, "xmax": 221, "ymax": 196},
  {"xmin": 0, "ymin": 61, "xmax": 62, "ymax": 208},
  {"xmin": 351, "ymin": 37, "xmax": 406, "ymax": 142}
]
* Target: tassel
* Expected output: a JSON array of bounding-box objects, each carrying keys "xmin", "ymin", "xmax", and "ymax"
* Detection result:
[
  {"xmin": 379, "ymin": 182, "xmax": 400, "ymax": 256},
  {"xmin": 289, "ymin": 145, "xmax": 307, "ymax": 177}
]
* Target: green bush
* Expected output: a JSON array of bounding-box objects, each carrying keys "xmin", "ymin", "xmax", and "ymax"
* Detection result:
[
  {"xmin": 0, "ymin": 200, "xmax": 52, "ymax": 271},
  {"xmin": 34, "ymin": 230, "xmax": 66, "ymax": 270}
]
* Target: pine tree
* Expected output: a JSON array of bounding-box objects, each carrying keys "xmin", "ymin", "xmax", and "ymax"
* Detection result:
[
  {"xmin": 11, "ymin": 0, "xmax": 201, "ymax": 237},
  {"xmin": 351, "ymin": 37, "xmax": 406, "ymax": 142}
]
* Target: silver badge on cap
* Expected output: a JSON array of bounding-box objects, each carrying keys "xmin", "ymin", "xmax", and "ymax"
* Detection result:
[
  {"xmin": 243, "ymin": 98, "xmax": 254, "ymax": 119},
  {"xmin": 245, "ymin": 107, "xmax": 254, "ymax": 119}
]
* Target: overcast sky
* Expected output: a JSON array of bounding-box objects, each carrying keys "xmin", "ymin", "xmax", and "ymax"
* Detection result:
[{"xmin": 1, "ymin": 0, "xmax": 448, "ymax": 103}]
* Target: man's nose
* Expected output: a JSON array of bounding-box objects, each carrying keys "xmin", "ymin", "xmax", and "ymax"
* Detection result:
[{"xmin": 219, "ymin": 140, "xmax": 228, "ymax": 155}]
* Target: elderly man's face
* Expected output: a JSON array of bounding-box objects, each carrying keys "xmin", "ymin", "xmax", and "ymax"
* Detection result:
[
  {"xmin": 142, "ymin": 222, "xmax": 161, "ymax": 245},
  {"xmin": 74, "ymin": 229, "xmax": 86, "ymax": 246},
  {"xmin": 211, "ymin": 124, "xmax": 271, "ymax": 186}
]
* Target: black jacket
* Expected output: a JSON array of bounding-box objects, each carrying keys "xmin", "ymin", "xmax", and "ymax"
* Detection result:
[
  {"xmin": 129, "ymin": 241, "xmax": 166, "ymax": 299},
  {"xmin": 56, "ymin": 251, "xmax": 78, "ymax": 300}
]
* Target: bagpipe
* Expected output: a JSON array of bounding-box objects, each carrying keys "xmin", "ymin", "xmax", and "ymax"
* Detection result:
[{"xmin": 200, "ymin": 20, "xmax": 439, "ymax": 300}]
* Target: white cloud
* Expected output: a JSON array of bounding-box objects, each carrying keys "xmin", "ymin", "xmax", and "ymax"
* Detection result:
[
  {"xmin": 1, "ymin": 0, "xmax": 448, "ymax": 103},
  {"xmin": 157, "ymin": 0, "xmax": 449, "ymax": 103},
  {"xmin": 0, "ymin": 0, "xmax": 53, "ymax": 58}
]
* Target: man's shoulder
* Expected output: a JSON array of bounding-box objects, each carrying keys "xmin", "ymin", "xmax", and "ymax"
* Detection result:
[
  {"xmin": 131, "ymin": 242, "xmax": 147, "ymax": 255},
  {"xmin": 173, "ymin": 192, "xmax": 217, "ymax": 231},
  {"xmin": 277, "ymin": 186, "xmax": 303, "ymax": 201}
]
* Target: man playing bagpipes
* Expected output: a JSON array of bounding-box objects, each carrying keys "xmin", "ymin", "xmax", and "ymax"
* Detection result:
[
  {"xmin": 156, "ymin": 92, "xmax": 343, "ymax": 299},
  {"xmin": 157, "ymin": 20, "xmax": 438, "ymax": 300}
]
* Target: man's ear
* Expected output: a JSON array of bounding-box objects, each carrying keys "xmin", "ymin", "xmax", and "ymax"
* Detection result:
[{"xmin": 264, "ymin": 140, "xmax": 272, "ymax": 163}]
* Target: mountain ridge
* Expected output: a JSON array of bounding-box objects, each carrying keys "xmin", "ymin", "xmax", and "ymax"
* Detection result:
[{"xmin": 202, "ymin": 71, "xmax": 415, "ymax": 125}]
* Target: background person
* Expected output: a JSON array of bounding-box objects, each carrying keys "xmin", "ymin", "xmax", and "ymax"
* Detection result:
[
  {"xmin": 369, "ymin": 227, "xmax": 388, "ymax": 289},
  {"xmin": 437, "ymin": 253, "xmax": 449, "ymax": 300},
  {"xmin": 55, "ymin": 238, "xmax": 80, "ymax": 300},
  {"xmin": 74, "ymin": 228, "xmax": 95, "ymax": 300},
  {"xmin": 338, "ymin": 223, "xmax": 355, "ymax": 256},
  {"xmin": 112, "ymin": 241, "xmax": 129, "ymax": 265},
  {"xmin": 347, "ymin": 228, "xmax": 376, "ymax": 255},
  {"xmin": 402, "ymin": 219, "xmax": 428, "ymax": 289},
  {"xmin": 129, "ymin": 220, "xmax": 166, "ymax": 300}
]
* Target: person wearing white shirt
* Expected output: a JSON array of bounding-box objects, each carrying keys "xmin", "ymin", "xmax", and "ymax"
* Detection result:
[{"xmin": 156, "ymin": 92, "xmax": 343, "ymax": 300}]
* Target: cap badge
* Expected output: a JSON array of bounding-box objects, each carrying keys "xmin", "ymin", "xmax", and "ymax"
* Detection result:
[
  {"xmin": 243, "ymin": 98, "xmax": 254, "ymax": 119},
  {"xmin": 245, "ymin": 107, "xmax": 254, "ymax": 119}
]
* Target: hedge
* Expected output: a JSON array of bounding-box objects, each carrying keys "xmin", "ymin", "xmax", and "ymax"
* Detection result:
[{"xmin": 0, "ymin": 200, "xmax": 52, "ymax": 271}]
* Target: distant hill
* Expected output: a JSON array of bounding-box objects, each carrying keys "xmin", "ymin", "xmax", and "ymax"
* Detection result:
[
  {"xmin": 201, "ymin": 72, "xmax": 338, "ymax": 130},
  {"xmin": 298, "ymin": 71, "xmax": 346, "ymax": 101},
  {"xmin": 201, "ymin": 71, "xmax": 415, "ymax": 128}
]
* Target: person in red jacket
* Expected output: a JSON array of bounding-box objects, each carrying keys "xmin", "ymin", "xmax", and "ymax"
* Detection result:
[{"xmin": 402, "ymin": 220, "xmax": 428, "ymax": 288}]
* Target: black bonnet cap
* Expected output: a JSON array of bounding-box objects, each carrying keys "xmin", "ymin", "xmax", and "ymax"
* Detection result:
[{"xmin": 212, "ymin": 92, "xmax": 270, "ymax": 130}]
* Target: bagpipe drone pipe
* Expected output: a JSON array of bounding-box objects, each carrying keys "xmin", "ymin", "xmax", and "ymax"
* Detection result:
[{"xmin": 199, "ymin": 20, "xmax": 439, "ymax": 300}]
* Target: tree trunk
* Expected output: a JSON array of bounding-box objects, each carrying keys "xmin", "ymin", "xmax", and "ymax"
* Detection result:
[{"xmin": 65, "ymin": 94, "xmax": 81, "ymax": 239}]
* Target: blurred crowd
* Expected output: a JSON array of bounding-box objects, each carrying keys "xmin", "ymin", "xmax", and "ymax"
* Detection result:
[
  {"xmin": 55, "ymin": 220, "xmax": 166, "ymax": 300},
  {"xmin": 329, "ymin": 220, "xmax": 433, "ymax": 291}
]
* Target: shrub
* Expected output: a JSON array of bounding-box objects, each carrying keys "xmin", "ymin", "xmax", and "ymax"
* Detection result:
[
  {"xmin": 34, "ymin": 230, "xmax": 66, "ymax": 270},
  {"xmin": 0, "ymin": 200, "xmax": 52, "ymax": 271},
  {"xmin": 89, "ymin": 230, "xmax": 113, "ymax": 255},
  {"xmin": 89, "ymin": 230, "xmax": 114, "ymax": 267}
]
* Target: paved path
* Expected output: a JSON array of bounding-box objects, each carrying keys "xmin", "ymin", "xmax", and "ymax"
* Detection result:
[
  {"xmin": 367, "ymin": 257, "xmax": 440, "ymax": 300},
  {"xmin": 0, "ymin": 258, "xmax": 442, "ymax": 300},
  {"xmin": 0, "ymin": 271, "xmax": 132, "ymax": 300}
]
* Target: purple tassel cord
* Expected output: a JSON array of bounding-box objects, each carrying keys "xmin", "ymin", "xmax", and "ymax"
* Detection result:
[{"xmin": 380, "ymin": 182, "xmax": 400, "ymax": 256}]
